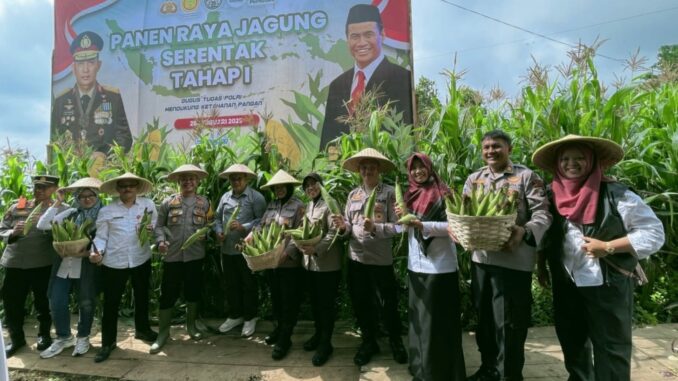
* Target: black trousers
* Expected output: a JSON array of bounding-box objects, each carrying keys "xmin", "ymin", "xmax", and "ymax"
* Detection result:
[
  {"xmin": 307, "ymin": 270, "xmax": 341, "ymax": 346},
  {"xmin": 159, "ymin": 259, "xmax": 203, "ymax": 309},
  {"xmin": 222, "ymin": 255, "xmax": 258, "ymax": 320},
  {"xmin": 551, "ymin": 261, "xmax": 633, "ymax": 381},
  {"xmin": 1, "ymin": 266, "xmax": 52, "ymax": 342},
  {"xmin": 408, "ymin": 270, "xmax": 466, "ymax": 381},
  {"xmin": 347, "ymin": 260, "xmax": 401, "ymax": 343},
  {"xmin": 266, "ymin": 267, "xmax": 304, "ymax": 344},
  {"xmin": 100, "ymin": 260, "xmax": 152, "ymax": 346},
  {"xmin": 471, "ymin": 262, "xmax": 532, "ymax": 380}
]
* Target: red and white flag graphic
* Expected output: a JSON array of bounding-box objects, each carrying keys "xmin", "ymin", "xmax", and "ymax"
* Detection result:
[
  {"xmin": 372, "ymin": 0, "xmax": 411, "ymax": 50},
  {"xmin": 53, "ymin": 0, "xmax": 118, "ymax": 80}
]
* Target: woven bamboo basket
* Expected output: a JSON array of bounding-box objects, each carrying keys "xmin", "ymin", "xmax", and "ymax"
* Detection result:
[
  {"xmin": 242, "ymin": 241, "xmax": 286, "ymax": 271},
  {"xmin": 53, "ymin": 238, "xmax": 90, "ymax": 258},
  {"xmin": 446, "ymin": 211, "xmax": 517, "ymax": 251},
  {"xmin": 292, "ymin": 234, "xmax": 323, "ymax": 248}
]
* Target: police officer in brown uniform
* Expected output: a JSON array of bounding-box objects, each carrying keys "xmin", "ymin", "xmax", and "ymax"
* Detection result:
[
  {"xmin": 150, "ymin": 165, "xmax": 211, "ymax": 354},
  {"xmin": 255, "ymin": 170, "xmax": 306, "ymax": 360},
  {"xmin": 333, "ymin": 148, "xmax": 408, "ymax": 366},
  {"xmin": 297, "ymin": 173, "xmax": 346, "ymax": 366},
  {"xmin": 463, "ymin": 130, "xmax": 552, "ymax": 381},
  {"xmin": 0, "ymin": 175, "xmax": 66, "ymax": 357},
  {"xmin": 51, "ymin": 31, "xmax": 133, "ymax": 154}
]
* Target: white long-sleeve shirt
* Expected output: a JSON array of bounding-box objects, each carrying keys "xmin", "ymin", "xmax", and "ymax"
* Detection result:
[
  {"xmin": 93, "ymin": 197, "xmax": 157, "ymax": 269},
  {"xmin": 37, "ymin": 205, "xmax": 84, "ymax": 279},
  {"xmin": 563, "ymin": 190, "xmax": 665, "ymax": 287},
  {"xmin": 407, "ymin": 221, "xmax": 459, "ymax": 274}
]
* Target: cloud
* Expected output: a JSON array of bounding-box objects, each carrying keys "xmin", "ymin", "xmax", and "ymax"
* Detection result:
[{"xmin": 0, "ymin": 0, "xmax": 52, "ymax": 161}]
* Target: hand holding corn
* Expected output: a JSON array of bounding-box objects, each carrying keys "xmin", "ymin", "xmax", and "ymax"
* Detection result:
[{"xmin": 11, "ymin": 221, "xmax": 26, "ymax": 237}]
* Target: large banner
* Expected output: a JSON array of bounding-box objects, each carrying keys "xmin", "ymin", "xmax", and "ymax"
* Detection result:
[{"xmin": 51, "ymin": 0, "xmax": 413, "ymax": 168}]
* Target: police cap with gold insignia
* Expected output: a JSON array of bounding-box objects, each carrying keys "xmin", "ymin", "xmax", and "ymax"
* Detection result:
[
  {"xmin": 70, "ymin": 31, "xmax": 104, "ymax": 62},
  {"xmin": 32, "ymin": 175, "xmax": 60, "ymax": 186}
]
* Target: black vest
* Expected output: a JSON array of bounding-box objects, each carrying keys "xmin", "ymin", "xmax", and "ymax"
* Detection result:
[{"xmin": 544, "ymin": 182, "xmax": 638, "ymax": 273}]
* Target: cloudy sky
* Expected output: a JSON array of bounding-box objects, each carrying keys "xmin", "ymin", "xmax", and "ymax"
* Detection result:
[{"xmin": 0, "ymin": 0, "xmax": 675, "ymax": 161}]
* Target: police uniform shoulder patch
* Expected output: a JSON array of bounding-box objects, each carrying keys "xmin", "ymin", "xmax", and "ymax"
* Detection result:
[
  {"xmin": 16, "ymin": 196, "xmax": 27, "ymax": 209},
  {"xmin": 168, "ymin": 194, "xmax": 182, "ymax": 205},
  {"xmin": 101, "ymin": 85, "xmax": 120, "ymax": 94}
]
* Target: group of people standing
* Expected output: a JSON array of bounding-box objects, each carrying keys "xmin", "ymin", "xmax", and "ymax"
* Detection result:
[{"xmin": 0, "ymin": 130, "xmax": 665, "ymax": 381}]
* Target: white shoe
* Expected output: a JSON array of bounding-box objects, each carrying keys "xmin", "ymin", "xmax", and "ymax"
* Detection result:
[
  {"xmin": 218, "ymin": 317, "xmax": 243, "ymax": 333},
  {"xmin": 241, "ymin": 318, "xmax": 258, "ymax": 337},
  {"xmin": 40, "ymin": 336, "xmax": 75, "ymax": 359},
  {"xmin": 72, "ymin": 336, "xmax": 90, "ymax": 357}
]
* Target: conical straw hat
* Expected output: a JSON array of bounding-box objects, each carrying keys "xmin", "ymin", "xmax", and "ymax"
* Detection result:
[
  {"xmin": 100, "ymin": 172, "xmax": 154, "ymax": 196},
  {"xmin": 218, "ymin": 164, "xmax": 256, "ymax": 179},
  {"xmin": 59, "ymin": 177, "xmax": 102, "ymax": 193},
  {"xmin": 342, "ymin": 148, "xmax": 396, "ymax": 173},
  {"xmin": 532, "ymin": 134, "xmax": 624, "ymax": 172},
  {"xmin": 167, "ymin": 164, "xmax": 208, "ymax": 182},
  {"xmin": 260, "ymin": 169, "xmax": 301, "ymax": 189}
]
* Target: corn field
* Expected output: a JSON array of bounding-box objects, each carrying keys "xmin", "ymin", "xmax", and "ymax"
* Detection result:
[{"xmin": 1, "ymin": 47, "xmax": 676, "ymax": 328}]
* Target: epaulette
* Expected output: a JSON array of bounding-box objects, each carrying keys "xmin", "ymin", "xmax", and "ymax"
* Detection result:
[
  {"xmin": 55, "ymin": 87, "xmax": 72, "ymax": 99},
  {"xmin": 101, "ymin": 85, "xmax": 120, "ymax": 94}
]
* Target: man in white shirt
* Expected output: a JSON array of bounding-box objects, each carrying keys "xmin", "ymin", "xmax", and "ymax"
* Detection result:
[{"xmin": 90, "ymin": 173, "xmax": 158, "ymax": 363}]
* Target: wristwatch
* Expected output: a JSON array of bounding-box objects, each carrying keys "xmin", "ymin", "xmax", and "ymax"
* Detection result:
[{"xmin": 605, "ymin": 242, "xmax": 615, "ymax": 255}]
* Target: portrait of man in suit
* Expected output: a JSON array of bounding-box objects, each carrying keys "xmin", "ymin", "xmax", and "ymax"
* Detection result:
[{"xmin": 319, "ymin": 3, "xmax": 413, "ymax": 148}]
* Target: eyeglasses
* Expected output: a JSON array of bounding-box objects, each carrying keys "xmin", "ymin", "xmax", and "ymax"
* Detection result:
[{"xmin": 78, "ymin": 194, "xmax": 97, "ymax": 200}]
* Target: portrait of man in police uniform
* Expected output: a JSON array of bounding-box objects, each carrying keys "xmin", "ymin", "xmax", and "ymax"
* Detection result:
[{"xmin": 51, "ymin": 31, "xmax": 133, "ymax": 155}]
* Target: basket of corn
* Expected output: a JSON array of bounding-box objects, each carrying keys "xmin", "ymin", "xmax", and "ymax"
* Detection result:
[
  {"xmin": 286, "ymin": 216, "xmax": 323, "ymax": 248},
  {"xmin": 445, "ymin": 185, "xmax": 518, "ymax": 252},
  {"xmin": 241, "ymin": 221, "xmax": 286, "ymax": 271},
  {"xmin": 52, "ymin": 219, "xmax": 93, "ymax": 258}
]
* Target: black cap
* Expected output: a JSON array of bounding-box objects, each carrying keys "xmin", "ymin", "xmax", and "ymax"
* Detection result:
[
  {"xmin": 346, "ymin": 4, "xmax": 383, "ymax": 30},
  {"xmin": 32, "ymin": 175, "xmax": 59, "ymax": 186},
  {"xmin": 70, "ymin": 31, "xmax": 104, "ymax": 62},
  {"xmin": 302, "ymin": 173, "xmax": 323, "ymax": 190}
]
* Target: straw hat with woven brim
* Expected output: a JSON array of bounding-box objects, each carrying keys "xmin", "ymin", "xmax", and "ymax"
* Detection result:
[
  {"xmin": 218, "ymin": 164, "xmax": 256, "ymax": 179},
  {"xmin": 100, "ymin": 172, "xmax": 154, "ymax": 196},
  {"xmin": 343, "ymin": 148, "xmax": 396, "ymax": 173},
  {"xmin": 167, "ymin": 164, "xmax": 208, "ymax": 182},
  {"xmin": 261, "ymin": 170, "xmax": 301, "ymax": 189},
  {"xmin": 532, "ymin": 134, "xmax": 624, "ymax": 172},
  {"xmin": 60, "ymin": 177, "xmax": 103, "ymax": 193}
]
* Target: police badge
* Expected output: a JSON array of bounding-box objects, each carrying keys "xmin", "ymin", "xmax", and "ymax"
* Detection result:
[{"xmin": 205, "ymin": 0, "xmax": 222, "ymax": 9}]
